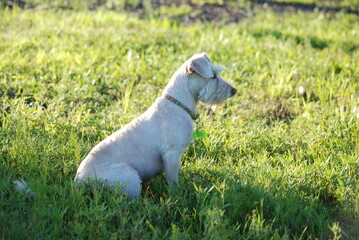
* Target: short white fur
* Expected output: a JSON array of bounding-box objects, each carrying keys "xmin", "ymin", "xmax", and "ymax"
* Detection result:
[{"xmin": 74, "ymin": 53, "xmax": 236, "ymax": 198}]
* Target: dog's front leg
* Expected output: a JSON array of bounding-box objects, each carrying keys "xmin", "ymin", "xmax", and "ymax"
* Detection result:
[{"xmin": 163, "ymin": 151, "xmax": 182, "ymax": 183}]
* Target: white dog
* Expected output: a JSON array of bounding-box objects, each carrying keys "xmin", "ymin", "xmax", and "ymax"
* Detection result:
[{"xmin": 74, "ymin": 53, "xmax": 236, "ymax": 198}]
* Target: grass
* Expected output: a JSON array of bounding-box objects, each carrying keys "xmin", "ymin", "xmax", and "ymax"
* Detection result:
[{"xmin": 0, "ymin": 5, "xmax": 358, "ymax": 239}]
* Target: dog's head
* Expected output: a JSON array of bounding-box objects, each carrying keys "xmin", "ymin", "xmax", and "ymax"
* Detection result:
[{"xmin": 186, "ymin": 53, "xmax": 236, "ymax": 104}]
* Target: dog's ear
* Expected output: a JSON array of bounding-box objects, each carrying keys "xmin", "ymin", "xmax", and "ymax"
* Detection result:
[
  {"xmin": 213, "ymin": 64, "xmax": 227, "ymax": 74},
  {"xmin": 186, "ymin": 53, "xmax": 214, "ymax": 78}
]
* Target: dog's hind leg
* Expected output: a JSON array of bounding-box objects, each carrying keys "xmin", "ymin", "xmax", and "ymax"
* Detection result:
[
  {"xmin": 76, "ymin": 163, "xmax": 142, "ymax": 199},
  {"xmin": 103, "ymin": 163, "xmax": 142, "ymax": 198}
]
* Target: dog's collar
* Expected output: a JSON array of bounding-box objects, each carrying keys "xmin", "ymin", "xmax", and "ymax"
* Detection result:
[{"xmin": 164, "ymin": 95, "xmax": 199, "ymax": 121}]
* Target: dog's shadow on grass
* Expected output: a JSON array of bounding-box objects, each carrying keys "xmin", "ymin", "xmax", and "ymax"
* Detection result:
[
  {"xmin": 5, "ymin": 167, "xmax": 341, "ymax": 239},
  {"xmin": 142, "ymin": 168, "xmax": 337, "ymax": 239}
]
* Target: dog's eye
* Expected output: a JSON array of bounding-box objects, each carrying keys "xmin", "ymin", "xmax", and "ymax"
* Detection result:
[{"xmin": 212, "ymin": 73, "xmax": 217, "ymax": 79}]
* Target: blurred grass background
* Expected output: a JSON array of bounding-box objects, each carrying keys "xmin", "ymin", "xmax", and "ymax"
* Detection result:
[{"xmin": 0, "ymin": 0, "xmax": 358, "ymax": 239}]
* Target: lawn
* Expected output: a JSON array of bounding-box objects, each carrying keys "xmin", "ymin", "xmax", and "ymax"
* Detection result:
[{"xmin": 0, "ymin": 4, "xmax": 358, "ymax": 239}]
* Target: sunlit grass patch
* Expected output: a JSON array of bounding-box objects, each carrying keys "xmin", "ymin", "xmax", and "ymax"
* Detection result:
[{"xmin": 0, "ymin": 7, "xmax": 358, "ymax": 239}]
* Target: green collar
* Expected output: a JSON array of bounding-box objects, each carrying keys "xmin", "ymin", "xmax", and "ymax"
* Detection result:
[{"xmin": 165, "ymin": 95, "xmax": 199, "ymax": 121}]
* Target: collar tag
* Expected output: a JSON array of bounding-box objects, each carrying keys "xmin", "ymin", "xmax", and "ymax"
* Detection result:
[
  {"xmin": 193, "ymin": 129, "xmax": 207, "ymax": 139},
  {"xmin": 193, "ymin": 118, "xmax": 207, "ymax": 139}
]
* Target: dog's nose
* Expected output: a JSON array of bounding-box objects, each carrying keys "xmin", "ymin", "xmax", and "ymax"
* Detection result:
[{"xmin": 231, "ymin": 87, "xmax": 237, "ymax": 96}]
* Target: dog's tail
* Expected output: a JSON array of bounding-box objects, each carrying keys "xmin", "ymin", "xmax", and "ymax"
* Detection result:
[{"xmin": 13, "ymin": 179, "xmax": 34, "ymax": 198}]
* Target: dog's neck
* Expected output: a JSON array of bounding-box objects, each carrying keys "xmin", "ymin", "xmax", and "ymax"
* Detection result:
[{"xmin": 162, "ymin": 68, "xmax": 197, "ymax": 114}]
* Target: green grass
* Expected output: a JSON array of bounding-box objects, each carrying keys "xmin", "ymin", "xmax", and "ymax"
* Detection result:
[{"xmin": 0, "ymin": 6, "xmax": 358, "ymax": 239}]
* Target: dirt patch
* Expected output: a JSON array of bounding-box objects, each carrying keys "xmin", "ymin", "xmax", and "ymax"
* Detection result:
[
  {"xmin": 262, "ymin": 97, "xmax": 299, "ymax": 122},
  {"xmin": 4, "ymin": 0, "xmax": 359, "ymax": 24},
  {"xmin": 124, "ymin": 0, "xmax": 358, "ymax": 24},
  {"xmin": 124, "ymin": 1, "xmax": 248, "ymax": 24},
  {"xmin": 255, "ymin": 0, "xmax": 359, "ymax": 14},
  {"xmin": 176, "ymin": 3, "xmax": 248, "ymax": 24}
]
